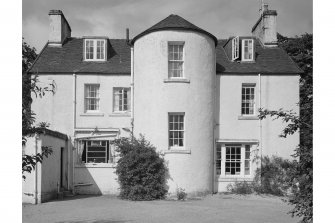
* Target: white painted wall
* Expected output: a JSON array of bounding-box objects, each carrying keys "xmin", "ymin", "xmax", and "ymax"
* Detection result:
[
  {"xmin": 22, "ymin": 134, "xmax": 68, "ymax": 203},
  {"xmin": 215, "ymin": 74, "xmax": 300, "ymax": 192},
  {"xmin": 40, "ymin": 134, "xmax": 68, "ymax": 202},
  {"xmin": 32, "ymin": 74, "xmax": 132, "ymax": 195},
  {"xmin": 133, "ymin": 30, "xmax": 216, "ymax": 195},
  {"xmin": 74, "ymin": 164, "xmax": 119, "ymax": 195}
]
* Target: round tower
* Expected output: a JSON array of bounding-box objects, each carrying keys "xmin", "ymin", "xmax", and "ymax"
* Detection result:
[{"xmin": 132, "ymin": 15, "xmax": 217, "ymax": 194}]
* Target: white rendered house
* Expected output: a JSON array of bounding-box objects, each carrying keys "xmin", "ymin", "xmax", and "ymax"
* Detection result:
[{"xmin": 25, "ymin": 4, "xmax": 301, "ymax": 200}]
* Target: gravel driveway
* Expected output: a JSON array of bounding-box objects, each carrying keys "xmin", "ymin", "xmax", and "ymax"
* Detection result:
[{"xmin": 22, "ymin": 194, "xmax": 299, "ymax": 223}]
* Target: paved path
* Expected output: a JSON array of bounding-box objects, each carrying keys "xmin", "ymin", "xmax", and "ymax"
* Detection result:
[{"xmin": 22, "ymin": 194, "xmax": 299, "ymax": 223}]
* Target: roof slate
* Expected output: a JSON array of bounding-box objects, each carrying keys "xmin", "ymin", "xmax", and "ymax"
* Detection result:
[
  {"xmin": 216, "ymin": 38, "xmax": 303, "ymax": 74},
  {"xmin": 131, "ymin": 14, "xmax": 218, "ymax": 46},
  {"xmin": 29, "ymin": 38, "xmax": 131, "ymax": 74},
  {"xmin": 29, "ymin": 36, "xmax": 302, "ymax": 75}
]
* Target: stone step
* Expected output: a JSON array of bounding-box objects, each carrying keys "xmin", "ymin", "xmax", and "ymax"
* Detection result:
[{"xmin": 63, "ymin": 190, "xmax": 75, "ymax": 197}]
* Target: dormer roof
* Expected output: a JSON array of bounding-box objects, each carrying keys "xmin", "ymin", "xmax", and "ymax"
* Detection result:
[{"xmin": 131, "ymin": 14, "xmax": 218, "ymax": 46}]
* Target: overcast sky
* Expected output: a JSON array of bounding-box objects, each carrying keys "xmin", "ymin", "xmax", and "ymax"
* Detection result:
[{"xmin": 22, "ymin": 0, "xmax": 312, "ymax": 52}]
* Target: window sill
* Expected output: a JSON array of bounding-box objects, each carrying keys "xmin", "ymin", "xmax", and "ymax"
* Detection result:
[
  {"xmin": 164, "ymin": 149, "xmax": 191, "ymax": 154},
  {"xmin": 216, "ymin": 176, "xmax": 253, "ymax": 182},
  {"xmin": 239, "ymin": 60, "xmax": 255, "ymax": 63},
  {"xmin": 80, "ymin": 113, "xmax": 104, "ymax": 117},
  {"xmin": 238, "ymin": 115, "xmax": 258, "ymax": 120},
  {"xmin": 108, "ymin": 112, "xmax": 131, "ymax": 117},
  {"xmin": 163, "ymin": 78, "xmax": 190, "ymax": 83},
  {"xmin": 75, "ymin": 163, "xmax": 115, "ymax": 168}
]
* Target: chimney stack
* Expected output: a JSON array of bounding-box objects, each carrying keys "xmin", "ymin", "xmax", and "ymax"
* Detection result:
[
  {"xmin": 48, "ymin": 10, "xmax": 71, "ymax": 47},
  {"xmin": 252, "ymin": 4, "xmax": 277, "ymax": 47}
]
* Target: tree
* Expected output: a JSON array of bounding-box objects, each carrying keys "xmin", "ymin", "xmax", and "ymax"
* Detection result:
[
  {"xmin": 22, "ymin": 39, "xmax": 54, "ymax": 179},
  {"xmin": 259, "ymin": 33, "xmax": 313, "ymax": 222}
]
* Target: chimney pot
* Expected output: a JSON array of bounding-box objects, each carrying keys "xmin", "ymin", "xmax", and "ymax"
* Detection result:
[{"xmin": 126, "ymin": 28, "xmax": 129, "ymax": 42}]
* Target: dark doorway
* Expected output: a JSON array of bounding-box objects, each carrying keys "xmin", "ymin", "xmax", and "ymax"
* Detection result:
[{"xmin": 60, "ymin": 147, "xmax": 64, "ymax": 188}]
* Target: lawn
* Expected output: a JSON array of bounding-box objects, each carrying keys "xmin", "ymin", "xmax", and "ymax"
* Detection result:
[{"xmin": 22, "ymin": 193, "xmax": 299, "ymax": 223}]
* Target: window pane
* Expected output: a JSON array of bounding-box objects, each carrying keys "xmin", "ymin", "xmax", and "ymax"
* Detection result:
[
  {"xmin": 225, "ymin": 145, "xmax": 241, "ymax": 175},
  {"xmin": 86, "ymin": 140, "xmax": 108, "ymax": 163},
  {"xmin": 168, "ymin": 44, "xmax": 184, "ymax": 78},
  {"xmin": 168, "ymin": 114, "xmax": 184, "ymax": 148}
]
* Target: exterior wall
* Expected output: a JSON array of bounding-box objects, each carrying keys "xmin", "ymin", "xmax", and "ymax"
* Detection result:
[
  {"xmin": 133, "ymin": 30, "xmax": 216, "ymax": 195},
  {"xmin": 32, "ymin": 75, "xmax": 74, "ymax": 134},
  {"xmin": 33, "ymin": 74, "xmax": 132, "ymax": 134},
  {"xmin": 75, "ymin": 75, "xmax": 131, "ymax": 130},
  {"xmin": 22, "ymin": 134, "xmax": 68, "ymax": 204},
  {"xmin": 74, "ymin": 164, "xmax": 119, "ymax": 195},
  {"xmin": 32, "ymin": 74, "xmax": 132, "ymax": 195},
  {"xmin": 215, "ymin": 74, "xmax": 300, "ymax": 192},
  {"xmin": 40, "ymin": 134, "xmax": 68, "ymax": 202},
  {"xmin": 22, "ymin": 136, "xmax": 42, "ymax": 204}
]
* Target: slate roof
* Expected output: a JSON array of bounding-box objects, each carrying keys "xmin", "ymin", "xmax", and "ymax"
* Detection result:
[
  {"xmin": 216, "ymin": 38, "xmax": 303, "ymax": 74},
  {"xmin": 29, "ymin": 38, "xmax": 131, "ymax": 74},
  {"xmin": 131, "ymin": 14, "xmax": 218, "ymax": 46},
  {"xmin": 29, "ymin": 30, "xmax": 302, "ymax": 75}
]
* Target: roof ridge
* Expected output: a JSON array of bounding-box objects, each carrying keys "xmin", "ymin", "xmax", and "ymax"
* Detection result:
[{"xmin": 131, "ymin": 14, "xmax": 217, "ymax": 46}]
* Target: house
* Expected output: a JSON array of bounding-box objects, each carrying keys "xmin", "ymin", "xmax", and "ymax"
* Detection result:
[{"xmin": 24, "ymin": 3, "xmax": 302, "ymax": 203}]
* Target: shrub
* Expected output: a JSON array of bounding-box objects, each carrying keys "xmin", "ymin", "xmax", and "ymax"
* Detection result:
[
  {"xmin": 227, "ymin": 156, "xmax": 296, "ymax": 196},
  {"xmin": 228, "ymin": 181, "xmax": 253, "ymax": 195},
  {"xmin": 253, "ymin": 155, "xmax": 297, "ymax": 196},
  {"xmin": 113, "ymin": 135, "xmax": 168, "ymax": 201},
  {"xmin": 176, "ymin": 188, "xmax": 187, "ymax": 200}
]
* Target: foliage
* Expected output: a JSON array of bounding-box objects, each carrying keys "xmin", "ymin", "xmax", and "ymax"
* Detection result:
[
  {"xmin": 176, "ymin": 188, "xmax": 187, "ymax": 200},
  {"xmin": 253, "ymin": 156, "xmax": 297, "ymax": 196},
  {"xmin": 228, "ymin": 181, "xmax": 253, "ymax": 195},
  {"xmin": 227, "ymin": 156, "xmax": 296, "ymax": 196},
  {"xmin": 258, "ymin": 33, "xmax": 313, "ymax": 222},
  {"xmin": 113, "ymin": 135, "xmax": 168, "ymax": 201},
  {"xmin": 22, "ymin": 38, "xmax": 55, "ymax": 179},
  {"xmin": 22, "ymin": 145, "xmax": 52, "ymax": 180}
]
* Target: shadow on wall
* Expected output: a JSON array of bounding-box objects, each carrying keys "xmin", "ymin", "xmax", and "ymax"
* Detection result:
[
  {"xmin": 74, "ymin": 166, "xmax": 104, "ymax": 195},
  {"xmin": 213, "ymin": 76, "xmax": 221, "ymax": 193},
  {"xmin": 164, "ymin": 159, "xmax": 172, "ymax": 195}
]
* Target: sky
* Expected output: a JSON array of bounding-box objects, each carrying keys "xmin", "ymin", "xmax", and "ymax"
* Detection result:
[{"xmin": 23, "ymin": 0, "xmax": 313, "ymax": 52}]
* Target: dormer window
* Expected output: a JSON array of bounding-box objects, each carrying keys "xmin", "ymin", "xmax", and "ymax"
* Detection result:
[
  {"xmin": 84, "ymin": 39, "xmax": 107, "ymax": 61},
  {"xmin": 242, "ymin": 39, "xmax": 254, "ymax": 61}
]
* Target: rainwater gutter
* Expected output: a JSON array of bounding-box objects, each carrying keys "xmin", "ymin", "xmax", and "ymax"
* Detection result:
[{"xmin": 72, "ymin": 73, "xmax": 77, "ymax": 192}]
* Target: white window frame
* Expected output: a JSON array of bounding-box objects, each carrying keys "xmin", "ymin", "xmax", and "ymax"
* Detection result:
[
  {"xmin": 216, "ymin": 144, "xmax": 253, "ymax": 178},
  {"xmin": 168, "ymin": 42, "xmax": 185, "ymax": 79},
  {"xmin": 168, "ymin": 112, "xmax": 185, "ymax": 149},
  {"xmin": 241, "ymin": 84, "xmax": 256, "ymax": 116},
  {"xmin": 113, "ymin": 87, "xmax": 131, "ymax": 113},
  {"xmin": 85, "ymin": 84, "xmax": 100, "ymax": 112},
  {"xmin": 232, "ymin": 36, "xmax": 239, "ymax": 61},
  {"xmin": 242, "ymin": 39, "xmax": 254, "ymax": 61},
  {"xmin": 84, "ymin": 39, "xmax": 107, "ymax": 61}
]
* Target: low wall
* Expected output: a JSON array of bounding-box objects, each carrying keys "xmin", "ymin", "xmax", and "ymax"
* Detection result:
[{"xmin": 74, "ymin": 164, "xmax": 119, "ymax": 195}]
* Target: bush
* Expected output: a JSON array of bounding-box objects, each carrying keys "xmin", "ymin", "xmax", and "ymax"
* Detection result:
[
  {"xmin": 228, "ymin": 181, "xmax": 253, "ymax": 195},
  {"xmin": 176, "ymin": 188, "xmax": 187, "ymax": 200},
  {"xmin": 227, "ymin": 156, "xmax": 296, "ymax": 196},
  {"xmin": 113, "ymin": 135, "xmax": 168, "ymax": 201},
  {"xmin": 253, "ymin": 156, "xmax": 297, "ymax": 196}
]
